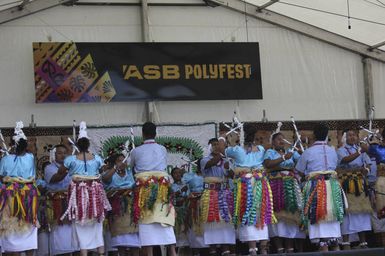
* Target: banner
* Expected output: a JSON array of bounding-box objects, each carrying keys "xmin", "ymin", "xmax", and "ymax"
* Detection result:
[
  {"xmin": 87, "ymin": 123, "xmax": 216, "ymax": 173},
  {"xmin": 33, "ymin": 42, "xmax": 262, "ymax": 103}
]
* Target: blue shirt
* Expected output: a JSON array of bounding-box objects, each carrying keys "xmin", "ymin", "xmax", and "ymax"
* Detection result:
[
  {"xmin": 337, "ymin": 144, "xmax": 370, "ymax": 169},
  {"xmin": 104, "ymin": 168, "xmax": 135, "ymax": 190},
  {"xmin": 182, "ymin": 172, "xmax": 203, "ymax": 193},
  {"xmin": 225, "ymin": 145, "xmax": 265, "ymax": 168},
  {"xmin": 0, "ymin": 153, "xmax": 35, "ymax": 179},
  {"xmin": 44, "ymin": 162, "xmax": 71, "ymax": 191},
  {"xmin": 171, "ymin": 182, "xmax": 189, "ymax": 197},
  {"xmin": 264, "ymin": 149, "xmax": 300, "ymax": 169},
  {"xmin": 200, "ymin": 155, "xmax": 226, "ymax": 178},
  {"xmin": 130, "ymin": 139, "xmax": 167, "ymax": 173},
  {"xmin": 368, "ymin": 144, "xmax": 385, "ymax": 164},
  {"xmin": 368, "ymin": 158, "xmax": 377, "ymax": 183},
  {"xmin": 295, "ymin": 141, "xmax": 338, "ymax": 175},
  {"xmin": 64, "ymin": 154, "xmax": 104, "ymax": 176}
]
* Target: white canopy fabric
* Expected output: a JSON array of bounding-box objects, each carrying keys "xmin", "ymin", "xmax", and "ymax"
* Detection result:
[{"xmin": 246, "ymin": 0, "xmax": 385, "ymax": 50}]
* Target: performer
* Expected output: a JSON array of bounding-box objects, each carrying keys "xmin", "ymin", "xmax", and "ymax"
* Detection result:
[
  {"xmin": 103, "ymin": 153, "xmax": 140, "ymax": 256},
  {"xmin": 296, "ymin": 124, "xmax": 346, "ymax": 252},
  {"xmin": 0, "ymin": 121, "xmax": 38, "ymax": 255},
  {"xmin": 200, "ymin": 138, "xmax": 235, "ymax": 255},
  {"xmin": 44, "ymin": 144, "xmax": 79, "ymax": 255},
  {"xmin": 221, "ymin": 124, "xmax": 275, "ymax": 255},
  {"xmin": 264, "ymin": 132, "xmax": 304, "ymax": 253},
  {"xmin": 130, "ymin": 122, "xmax": 176, "ymax": 256},
  {"xmin": 183, "ymin": 161, "xmax": 209, "ymax": 256},
  {"xmin": 337, "ymin": 129, "xmax": 372, "ymax": 249},
  {"xmin": 171, "ymin": 167, "xmax": 189, "ymax": 248},
  {"xmin": 361, "ymin": 129, "xmax": 385, "ymax": 237},
  {"xmin": 36, "ymin": 173, "xmax": 49, "ymax": 256},
  {"xmin": 59, "ymin": 121, "xmax": 111, "ymax": 256}
]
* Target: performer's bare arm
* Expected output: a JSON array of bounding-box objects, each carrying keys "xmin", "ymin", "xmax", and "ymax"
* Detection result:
[
  {"xmin": 102, "ymin": 162, "xmax": 127, "ymax": 183},
  {"xmin": 50, "ymin": 166, "xmax": 68, "ymax": 183},
  {"xmin": 204, "ymin": 152, "xmax": 223, "ymax": 169},
  {"xmin": 264, "ymin": 152, "xmax": 293, "ymax": 169},
  {"xmin": 102, "ymin": 166, "xmax": 116, "ymax": 183},
  {"xmin": 340, "ymin": 151, "xmax": 361, "ymax": 164}
]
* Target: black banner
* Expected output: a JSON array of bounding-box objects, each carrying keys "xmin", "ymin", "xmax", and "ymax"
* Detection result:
[{"xmin": 33, "ymin": 42, "xmax": 262, "ymax": 103}]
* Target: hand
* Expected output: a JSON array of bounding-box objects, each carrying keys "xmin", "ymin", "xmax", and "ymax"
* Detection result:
[
  {"xmin": 360, "ymin": 143, "xmax": 369, "ymax": 153},
  {"xmin": 116, "ymin": 162, "xmax": 127, "ymax": 171},
  {"xmin": 284, "ymin": 152, "xmax": 293, "ymax": 160}
]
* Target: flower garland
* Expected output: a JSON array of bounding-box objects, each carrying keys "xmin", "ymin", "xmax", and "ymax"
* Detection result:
[
  {"xmin": 232, "ymin": 178, "xmax": 242, "ymax": 226},
  {"xmin": 248, "ymin": 179, "xmax": 262, "ymax": 225},
  {"xmin": 46, "ymin": 191, "xmax": 68, "ymax": 226},
  {"xmin": 61, "ymin": 180, "xmax": 111, "ymax": 224},
  {"xmin": 339, "ymin": 172, "xmax": 368, "ymax": 197},
  {"xmin": 301, "ymin": 175, "xmax": 345, "ymax": 227},
  {"xmin": 200, "ymin": 189, "xmax": 210, "ymax": 223},
  {"xmin": 132, "ymin": 176, "xmax": 172, "ymax": 224},
  {"xmin": 241, "ymin": 178, "xmax": 253, "ymax": 225},
  {"xmin": 330, "ymin": 178, "xmax": 345, "ymax": 222},
  {"xmin": 0, "ymin": 182, "xmax": 39, "ymax": 225}
]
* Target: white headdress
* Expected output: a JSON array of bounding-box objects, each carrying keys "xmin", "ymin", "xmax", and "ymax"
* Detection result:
[
  {"xmin": 49, "ymin": 147, "xmax": 56, "ymax": 163},
  {"xmin": 13, "ymin": 121, "xmax": 27, "ymax": 144},
  {"xmin": 341, "ymin": 132, "xmax": 347, "ymax": 146},
  {"xmin": 269, "ymin": 122, "xmax": 282, "ymax": 144},
  {"xmin": 78, "ymin": 121, "xmax": 89, "ymax": 140}
]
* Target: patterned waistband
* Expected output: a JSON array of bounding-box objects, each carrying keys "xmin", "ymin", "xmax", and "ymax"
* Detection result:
[
  {"xmin": 71, "ymin": 179, "xmax": 101, "ymax": 185},
  {"xmin": 307, "ymin": 170, "xmax": 337, "ymax": 181},
  {"xmin": 234, "ymin": 168, "xmax": 265, "ymax": 178},
  {"xmin": 106, "ymin": 189, "xmax": 133, "ymax": 198},
  {"xmin": 203, "ymin": 182, "xmax": 229, "ymax": 190},
  {"xmin": 268, "ymin": 170, "xmax": 295, "ymax": 178},
  {"xmin": 47, "ymin": 191, "xmax": 68, "ymax": 199}
]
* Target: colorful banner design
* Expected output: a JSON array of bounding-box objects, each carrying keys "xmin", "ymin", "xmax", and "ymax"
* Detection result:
[
  {"xmin": 33, "ymin": 42, "xmax": 116, "ymax": 103},
  {"xmin": 87, "ymin": 123, "xmax": 216, "ymax": 173},
  {"xmin": 33, "ymin": 42, "xmax": 262, "ymax": 103}
]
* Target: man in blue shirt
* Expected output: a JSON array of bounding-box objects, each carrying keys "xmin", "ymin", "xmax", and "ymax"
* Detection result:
[{"xmin": 296, "ymin": 124, "xmax": 345, "ymax": 252}]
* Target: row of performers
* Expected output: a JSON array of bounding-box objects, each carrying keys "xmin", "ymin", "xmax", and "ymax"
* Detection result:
[{"xmin": 0, "ymin": 121, "xmax": 384, "ymax": 256}]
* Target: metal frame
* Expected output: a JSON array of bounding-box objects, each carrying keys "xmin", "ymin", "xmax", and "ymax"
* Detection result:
[
  {"xmin": 256, "ymin": 0, "xmax": 279, "ymax": 12},
  {"xmin": 369, "ymin": 40, "xmax": 385, "ymax": 51},
  {"xmin": 206, "ymin": 0, "xmax": 385, "ymax": 63},
  {"xmin": 0, "ymin": 0, "xmax": 77, "ymax": 25}
]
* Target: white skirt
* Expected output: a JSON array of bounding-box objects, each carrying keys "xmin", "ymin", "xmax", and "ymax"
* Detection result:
[
  {"xmin": 111, "ymin": 233, "xmax": 141, "ymax": 248},
  {"xmin": 2, "ymin": 226, "xmax": 38, "ymax": 252},
  {"xmin": 72, "ymin": 222, "xmax": 104, "ymax": 250},
  {"xmin": 51, "ymin": 224, "xmax": 79, "ymax": 255},
  {"xmin": 203, "ymin": 223, "xmax": 236, "ymax": 245},
  {"xmin": 341, "ymin": 213, "xmax": 372, "ymax": 235},
  {"xmin": 269, "ymin": 222, "xmax": 306, "ymax": 239},
  {"xmin": 187, "ymin": 229, "xmax": 208, "ymax": 248},
  {"xmin": 238, "ymin": 225, "xmax": 269, "ymax": 242},
  {"xmin": 37, "ymin": 231, "xmax": 49, "ymax": 256},
  {"xmin": 139, "ymin": 223, "xmax": 176, "ymax": 246},
  {"xmin": 308, "ymin": 221, "xmax": 341, "ymax": 240}
]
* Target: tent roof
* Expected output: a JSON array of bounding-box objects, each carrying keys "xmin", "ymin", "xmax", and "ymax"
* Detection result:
[
  {"xmin": 1, "ymin": 0, "xmax": 384, "ymax": 51},
  {"xmin": 246, "ymin": 0, "xmax": 385, "ymax": 50}
]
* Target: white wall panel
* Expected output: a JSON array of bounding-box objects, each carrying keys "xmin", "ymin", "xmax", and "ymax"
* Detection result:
[{"xmin": 0, "ymin": 3, "xmax": 368, "ymax": 127}]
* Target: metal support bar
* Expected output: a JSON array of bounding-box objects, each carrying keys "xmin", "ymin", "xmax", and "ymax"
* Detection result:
[
  {"xmin": 141, "ymin": 0, "xmax": 150, "ymax": 43},
  {"xmin": 0, "ymin": 0, "xmax": 77, "ymax": 25},
  {"xmin": 207, "ymin": 0, "xmax": 385, "ymax": 63},
  {"xmin": 363, "ymin": 58, "xmax": 374, "ymax": 119},
  {"xmin": 369, "ymin": 40, "xmax": 385, "ymax": 51},
  {"xmin": 140, "ymin": 0, "xmax": 154, "ymax": 122},
  {"xmin": 257, "ymin": 0, "xmax": 279, "ymax": 12}
]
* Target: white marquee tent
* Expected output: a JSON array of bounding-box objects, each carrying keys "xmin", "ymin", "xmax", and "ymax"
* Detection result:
[{"xmin": 0, "ymin": 0, "xmax": 384, "ymax": 126}]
